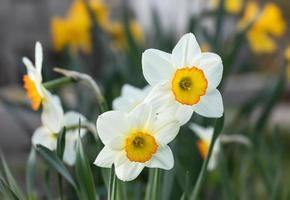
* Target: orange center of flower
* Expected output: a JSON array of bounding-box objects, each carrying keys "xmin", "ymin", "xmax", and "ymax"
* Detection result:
[
  {"xmin": 171, "ymin": 67, "xmax": 208, "ymax": 105},
  {"xmin": 125, "ymin": 132, "xmax": 158, "ymax": 163},
  {"xmin": 23, "ymin": 75, "xmax": 42, "ymax": 111},
  {"xmin": 196, "ymin": 140, "xmax": 209, "ymax": 160}
]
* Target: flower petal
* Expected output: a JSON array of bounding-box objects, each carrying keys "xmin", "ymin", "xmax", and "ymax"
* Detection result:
[
  {"xmin": 188, "ymin": 123, "xmax": 214, "ymax": 142},
  {"xmin": 94, "ymin": 146, "xmax": 117, "ymax": 168},
  {"xmin": 32, "ymin": 126, "xmax": 56, "ymax": 150},
  {"xmin": 115, "ymin": 159, "xmax": 144, "ymax": 181},
  {"xmin": 194, "ymin": 89, "xmax": 224, "ymax": 118},
  {"xmin": 172, "ymin": 33, "xmax": 201, "ymax": 68},
  {"xmin": 63, "ymin": 140, "xmax": 76, "ymax": 166},
  {"xmin": 142, "ymin": 49, "xmax": 174, "ymax": 85},
  {"xmin": 153, "ymin": 119, "xmax": 180, "ymax": 145},
  {"xmin": 147, "ymin": 145, "xmax": 174, "ymax": 170},
  {"xmin": 64, "ymin": 111, "xmax": 87, "ymax": 138},
  {"xmin": 41, "ymin": 93, "xmax": 64, "ymax": 133},
  {"xmin": 97, "ymin": 111, "xmax": 131, "ymax": 145},
  {"xmin": 129, "ymin": 103, "xmax": 155, "ymax": 132},
  {"xmin": 35, "ymin": 42, "xmax": 43, "ymax": 74},
  {"xmin": 193, "ymin": 52, "xmax": 223, "ymax": 91}
]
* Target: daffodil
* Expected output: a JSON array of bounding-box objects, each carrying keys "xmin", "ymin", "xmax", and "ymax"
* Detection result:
[
  {"xmin": 23, "ymin": 42, "xmax": 50, "ymax": 111},
  {"xmin": 32, "ymin": 94, "xmax": 87, "ymax": 166},
  {"xmin": 238, "ymin": 2, "xmax": 286, "ymax": 53},
  {"xmin": 189, "ymin": 123, "xmax": 251, "ymax": 170},
  {"xmin": 189, "ymin": 123, "xmax": 221, "ymax": 170},
  {"xmin": 113, "ymin": 84, "xmax": 193, "ymax": 125},
  {"xmin": 211, "ymin": 0, "xmax": 243, "ymax": 14},
  {"xmin": 94, "ymin": 103, "xmax": 180, "ymax": 181},
  {"xmin": 142, "ymin": 33, "xmax": 224, "ymax": 119},
  {"xmin": 285, "ymin": 47, "xmax": 290, "ymax": 81}
]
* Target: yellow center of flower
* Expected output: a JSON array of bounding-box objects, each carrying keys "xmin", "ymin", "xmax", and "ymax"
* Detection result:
[
  {"xmin": 171, "ymin": 67, "xmax": 208, "ymax": 105},
  {"xmin": 125, "ymin": 132, "xmax": 158, "ymax": 163},
  {"xmin": 23, "ymin": 75, "xmax": 42, "ymax": 111},
  {"xmin": 49, "ymin": 133, "xmax": 59, "ymax": 140},
  {"xmin": 196, "ymin": 140, "xmax": 209, "ymax": 160}
]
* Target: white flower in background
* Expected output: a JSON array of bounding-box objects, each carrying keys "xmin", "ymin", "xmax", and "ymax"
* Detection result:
[
  {"xmin": 142, "ymin": 33, "xmax": 223, "ymax": 119},
  {"xmin": 32, "ymin": 95, "xmax": 87, "ymax": 166},
  {"xmin": 189, "ymin": 123, "xmax": 220, "ymax": 171},
  {"xmin": 113, "ymin": 84, "xmax": 192, "ymax": 125},
  {"xmin": 113, "ymin": 84, "xmax": 151, "ymax": 112},
  {"xmin": 189, "ymin": 123, "xmax": 251, "ymax": 171},
  {"xmin": 22, "ymin": 42, "xmax": 50, "ymax": 111},
  {"xmin": 94, "ymin": 103, "xmax": 180, "ymax": 181}
]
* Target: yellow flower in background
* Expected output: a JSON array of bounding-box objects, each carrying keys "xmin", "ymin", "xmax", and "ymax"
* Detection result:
[
  {"xmin": 51, "ymin": 0, "xmax": 92, "ymax": 53},
  {"xmin": 211, "ymin": 0, "xmax": 243, "ymax": 14},
  {"xmin": 239, "ymin": 2, "xmax": 286, "ymax": 53},
  {"xmin": 108, "ymin": 21, "xmax": 144, "ymax": 49},
  {"xmin": 285, "ymin": 47, "xmax": 290, "ymax": 81}
]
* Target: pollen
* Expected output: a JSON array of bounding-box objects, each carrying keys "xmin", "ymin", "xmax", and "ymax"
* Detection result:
[
  {"xmin": 171, "ymin": 67, "xmax": 208, "ymax": 105},
  {"xmin": 23, "ymin": 75, "xmax": 42, "ymax": 111},
  {"xmin": 125, "ymin": 132, "xmax": 158, "ymax": 163},
  {"xmin": 196, "ymin": 140, "xmax": 209, "ymax": 160}
]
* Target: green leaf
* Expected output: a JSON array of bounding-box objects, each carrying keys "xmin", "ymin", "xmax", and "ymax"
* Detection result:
[
  {"xmin": 145, "ymin": 168, "xmax": 161, "ymax": 200},
  {"xmin": 35, "ymin": 145, "xmax": 77, "ymax": 189},
  {"xmin": 75, "ymin": 136, "xmax": 98, "ymax": 200},
  {"xmin": 0, "ymin": 154, "xmax": 25, "ymax": 200},
  {"xmin": 56, "ymin": 127, "xmax": 67, "ymax": 159},
  {"xmin": 26, "ymin": 148, "xmax": 37, "ymax": 200},
  {"xmin": 189, "ymin": 116, "xmax": 224, "ymax": 200},
  {"xmin": 0, "ymin": 177, "xmax": 20, "ymax": 200}
]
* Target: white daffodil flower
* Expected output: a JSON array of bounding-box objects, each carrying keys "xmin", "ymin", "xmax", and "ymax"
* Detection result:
[
  {"xmin": 32, "ymin": 95, "xmax": 87, "ymax": 166},
  {"xmin": 189, "ymin": 123, "xmax": 220, "ymax": 171},
  {"xmin": 142, "ymin": 33, "xmax": 224, "ymax": 119},
  {"xmin": 22, "ymin": 42, "xmax": 51, "ymax": 111},
  {"xmin": 113, "ymin": 84, "xmax": 192, "ymax": 125},
  {"xmin": 94, "ymin": 103, "xmax": 180, "ymax": 181},
  {"xmin": 113, "ymin": 84, "xmax": 151, "ymax": 112}
]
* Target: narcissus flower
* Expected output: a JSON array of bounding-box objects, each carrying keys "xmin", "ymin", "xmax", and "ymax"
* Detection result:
[
  {"xmin": 22, "ymin": 42, "xmax": 49, "ymax": 111},
  {"xmin": 94, "ymin": 104, "xmax": 179, "ymax": 181},
  {"xmin": 211, "ymin": 0, "xmax": 243, "ymax": 14},
  {"xmin": 189, "ymin": 123, "xmax": 220, "ymax": 170},
  {"xmin": 142, "ymin": 33, "xmax": 224, "ymax": 119},
  {"xmin": 238, "ymin": 2, "xmax": 286, "ymax": 53},
  {"xmin": 32, "ymin": 95, "xmax": 87, "ymax": 166}
]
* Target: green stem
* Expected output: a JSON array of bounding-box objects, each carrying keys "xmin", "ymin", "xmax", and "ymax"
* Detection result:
[
  {"xmin": 145, "ymin": 168, "xmax": 161, "ymax": 200},
  {"xmin": 43, "ymin": 77, "xmax": 74, "ymax": 90},
  {"xmin": 108, "ymin": 168, "xmax": 117, "ymax": 200}
]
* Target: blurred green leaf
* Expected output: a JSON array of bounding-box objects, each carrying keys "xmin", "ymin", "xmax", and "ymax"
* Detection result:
[
  {"xmin": 44, "ymin": 169, "xmax": 53, "ymax": 200},
  {"xmin": 56, "ymin": 127, "xmax": 67, "ymax": 159},
  {"xmin": 75, "ymin": 136, "xmax": 98, "ymax": 200},
  {"xmin": 0, "ymin": 177, "xmax": 20, "ymax": 200},
  {"xmin": 145, "ymin": 168, "xmax": 161, "ymax": 200},
  {"xmin": 0, "ymin": 153, "xmax": 25, "ymax": 200},
  {"xmin": 189, "ymin": 116, "xmax": 224, "ymax": 200},
  {"xmin": 26, "ymin": 148, "xmax": 37, "ymax": 200},
  {"xmin": 35, "ymin": 145, "xmax": 77, "ymax": 189}
]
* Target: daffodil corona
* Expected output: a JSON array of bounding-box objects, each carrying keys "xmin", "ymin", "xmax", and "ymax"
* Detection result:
[
  {"xmin": 142, "ymin": 33, "xmax": 224, "ymax": 119},
  {"xmin": 94, "ymin": 104, "xmax": 179, "ymax": 181}
]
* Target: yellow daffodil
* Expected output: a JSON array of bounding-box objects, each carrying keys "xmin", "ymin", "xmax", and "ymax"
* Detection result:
[
  {"xmin": 285, "ymin": 47, "xmax": 290, "ymax": 81},
  {"xmin": 142, "ymin": 33, "xmax": 224, "ymax": 119},
  {"xmin": 211, "ymin": 0, "xmax": 243, "ymax": 14},
  {"xmin": 94, "ymin": 103, "xmax": 180, "ymax": 181},
  {"xmin": 239, "ymin": 2, "xmax": 286, "ymax": 53}
]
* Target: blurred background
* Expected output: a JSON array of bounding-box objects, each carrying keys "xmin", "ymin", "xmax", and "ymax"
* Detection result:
[{"xmin": 1, "ymin": 0, "xmax": 290, "ymax": 199}]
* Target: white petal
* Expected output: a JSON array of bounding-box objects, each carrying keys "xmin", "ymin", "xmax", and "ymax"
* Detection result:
[
  {"xmin": 153, "ymin": 120, "xmax": 180, "ymax": 145},
  {"xmin": 41, "ymin": 93, "xmax": 64, "ymax": 133},
  {"xmin": 115, "ymin": 159, "xmax": 144, "ymax": 181},
  {"xmin": 208, "ymin": 140, "xmax": 221, "ymax": 171},
  {"xmin": 22, "ymin": 57, "xmax": 38, "ymax": 79},
  {"xmin": 189, "ymin": 123, "xmax": 214, "ymax": 142},
  {"xmin": 142, "ymin": 49, "xmax": 174, "ymax": 85},
  {"xmin": 94, "ymin": 146, "xmax": 118, "ymax": 168},
  {"xmin": 32, "ymin": 126, "xmax": 56, "ymax": 150},
  {"xmin": 64, "ymin": 111, "xmax": 87, "ymax": 138},
  {"xmin": 35, "ymin": 42, "xmax": 43, "ymax": 74},
  {"xmin": 172, "ymin": 33, "xmax": 201, "ymax": 68},
  {"xmin": 97, "ymin": 111, "xmax": 131, "ymax": 145},
  {"xmin": 175, "ymin": 105, "xmax": 194, "ymax": 125},
  {"xmin": 147, "ymin": 145, "xmax": 174, "ymax": 170},
  {"xmin": 194, "ymin": 89, "xmax": 224, "ymax": 118},
  {"xmin": 129, "ymin": 103, "xmax": 155, "ymax": 132},
  {"xmin": 193, "ymin": 52, "xmax": 223, "ymax": 90},
  {"xmin": 113, "ymin": 84, "xmax": 150, "ymax": 112},
  {"xmin": 63, "ymin": 140, "xmax": 76, "ymax": 166}
]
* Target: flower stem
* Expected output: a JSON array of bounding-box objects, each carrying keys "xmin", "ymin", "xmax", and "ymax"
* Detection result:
[
  {"xmin": 145, "ymin": 168, "xmax": 161, "ymax": 200},
  {"xmin": 108, "ymin": 167, "xmax": 117, "ymax": 200},
  {"xmin": 43, "ymin": 77, "xmax": 73, "ymax": 90}
]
